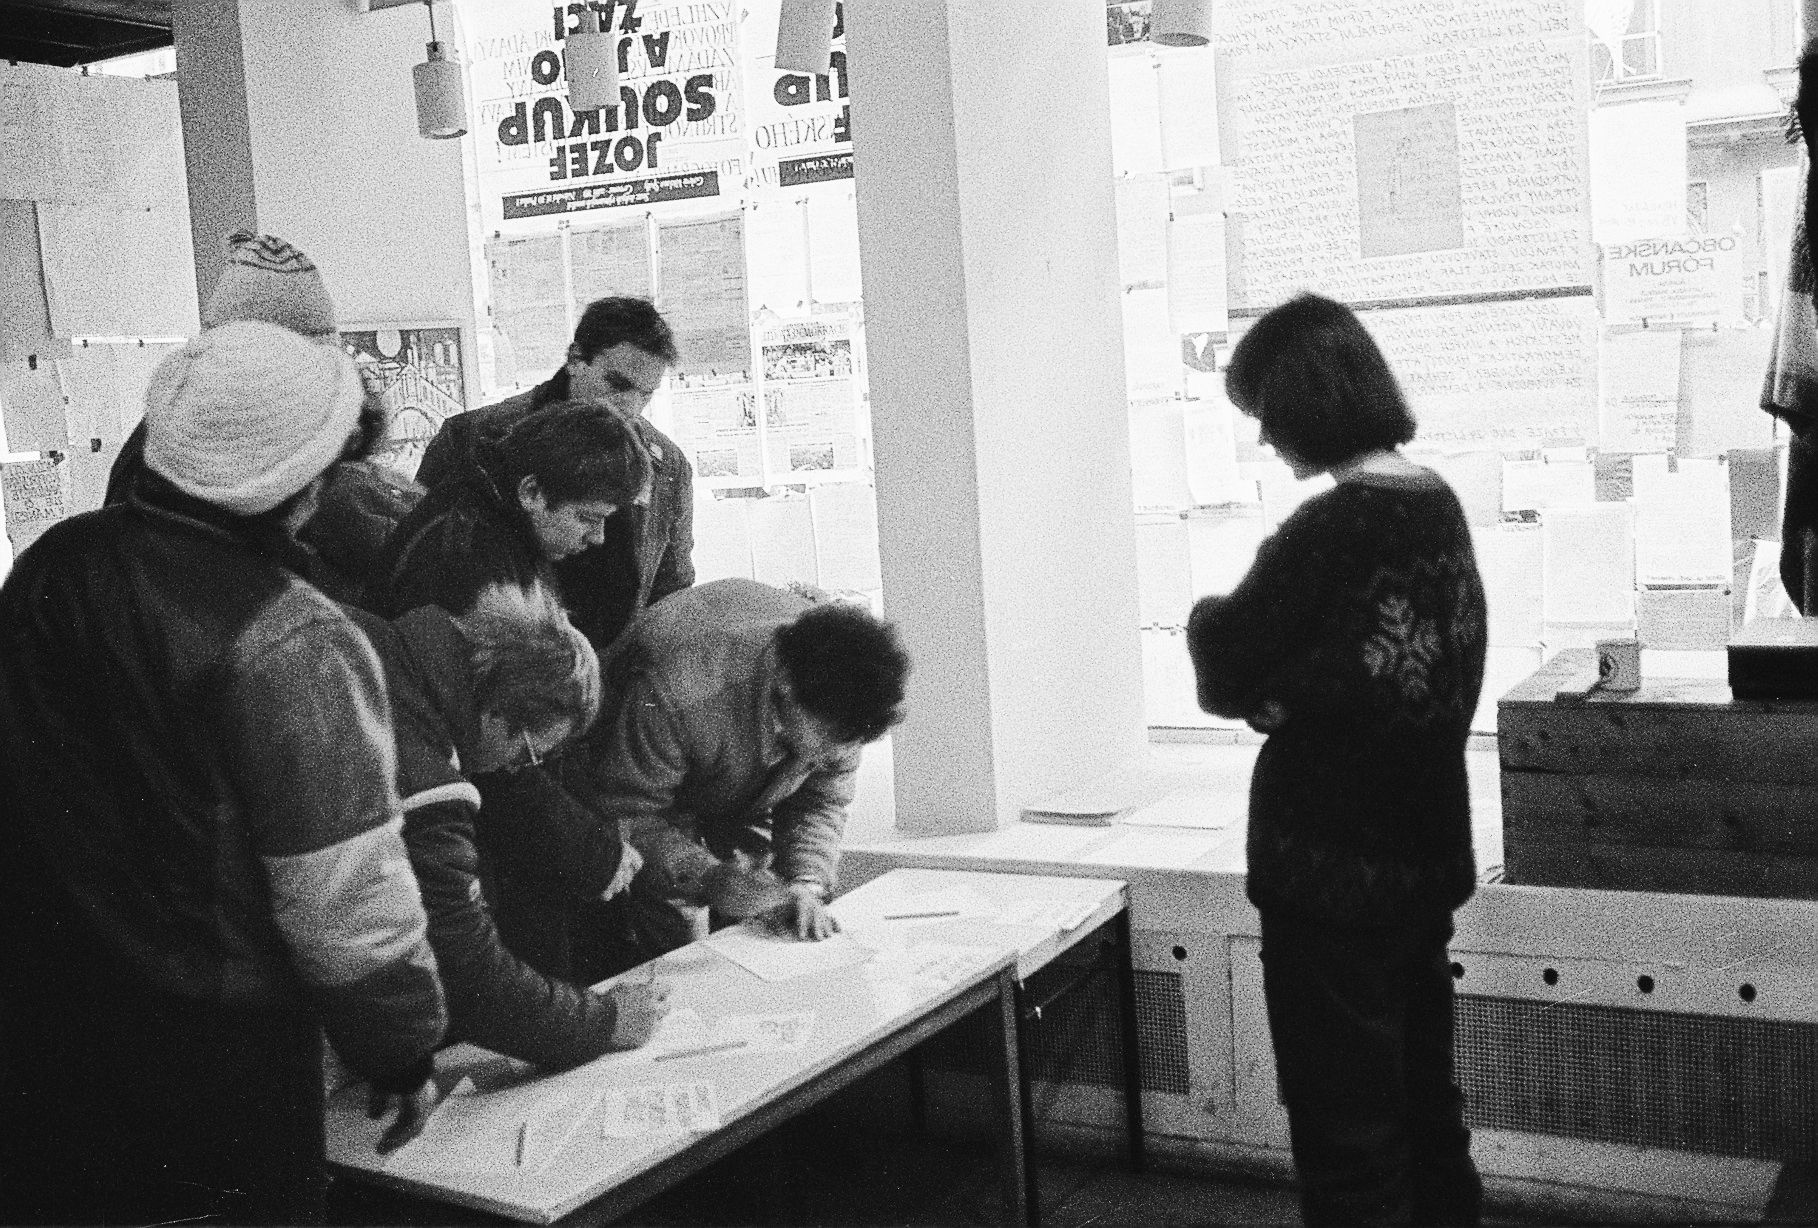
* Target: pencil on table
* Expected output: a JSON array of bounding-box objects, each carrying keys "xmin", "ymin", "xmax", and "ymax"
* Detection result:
[
  {"xmin": 883, "ymin": 909, "xmax": 962, "ymax": 921},
  {"xmin": 653, "ymin": 1039, "xmax": 749, "ymax": 1062}
]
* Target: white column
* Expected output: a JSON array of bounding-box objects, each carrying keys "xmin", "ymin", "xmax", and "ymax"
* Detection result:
[{"xmin": 846, "ymin": 2, "xmax": 1146, "ymax": 833}]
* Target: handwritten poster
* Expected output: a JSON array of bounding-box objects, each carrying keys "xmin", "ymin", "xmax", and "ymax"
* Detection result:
[
  {"xmin": 1217, "ymin": 0, "xmax": 1589, "ymax": 308},
  {"xmin": 1598, "ymin": 328, "xmax": 1682, "ymax": 452},
  {"xmin": 1, "ymin": 455, "xmax": 70, "ymax": 553}
]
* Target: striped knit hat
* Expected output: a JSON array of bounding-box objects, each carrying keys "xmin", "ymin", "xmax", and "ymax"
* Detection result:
[{"xmin": 201, "ymin": 231, "xmax": 338, "ymax": 338}]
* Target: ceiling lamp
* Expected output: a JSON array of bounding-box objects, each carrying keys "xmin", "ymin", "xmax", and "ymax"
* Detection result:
[
  {"xmin": 775, "ymin": 0, "xmax": 837, "ymax": 75},
  {"xmin": 566, "ymin": 6, "xmax": 619, "ymax": 112},
  {"xmin": 412, "ymin": 1, "xmax": 467, "ymax": 138},
  {"xmin": 1151, "ymin": 0, "xmax": 1212, "ymax": 47}
]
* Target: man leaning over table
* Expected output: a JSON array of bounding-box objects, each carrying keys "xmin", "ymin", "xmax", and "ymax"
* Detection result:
[{"xmin": 588, "ymin": 578, "xmax": 911, "ymax": 960}]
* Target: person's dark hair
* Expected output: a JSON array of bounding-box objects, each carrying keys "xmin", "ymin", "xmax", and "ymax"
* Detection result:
[
  {"xmin": 1224, "ymin": 293, "xmax": 1417, "ymax": 470},
  {"xmin": 775, "ymin": 600, "xmax": 910, "ymax": 744},
  {"xmin": 568, "ymin": 296, "xmax": 679, "ymax": 367},
  {"xmin": 455, "ymin": 580, "xmax": 602, "ymax": 742},
  {"xmin": 496, "ymin": 399, "xmax": 651, "ymax": 508}
]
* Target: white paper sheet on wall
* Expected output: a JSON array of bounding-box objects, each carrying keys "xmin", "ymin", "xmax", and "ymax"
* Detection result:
[
  {"xmin": 37, "ymin": 204, "xmax": 198, "ymax": 339},
  {"xmin": 1129, "ymin": 398, "xmax": 1193, "ymax": 512},
  {"xmin": 0, "ymin": 358, "xmax": 68, "ymax": 453},
  {"xmin": 1158, "ymin": 45, "xmax": 1220, "ymax": 171},
  {"xmin": 658, "ymin": 213, "xmax": 753, "ymax": 381},
  {"xmin": 1, "ymin": 455, "xmax": 70, "ymax": 553},
  {"xmin": 807, "ymin": 481, "xmax": 881, "ymax": 592},
  {"xmin": 1142, "ymin": 625, "xmax": 1210, "ymax": 727},
  {"xmin": 1182, "ymin": 396, "xmax": 1247, "ymax": 505},
  {"xmin": 1500, "ymin": 459, "xmax": 1594, "ymax": 512},
  {"xmin": 1636, "ymin": 586, "xmax": 1730, "ymax": 650},
  {"xmin": 1631, "ymin": 454, "xmax": 1731, "ymax": 585},
  {"xmin": 1115, "ymin": 175, "xmax": 1170, "ymax": 288},
  {"xmin": 745, "ymin": 198, "xmax": 810, "ymax": 314},
  {"xmin": 568, "ymin": 220, "xmax": 654, "ymax": 309},
  {"xmin": 748, "ymin": 493, "xmax": 818, "ymax": 586},
  {"xmin": 1541, "ymin": 503, "xmax": 1635, "ymax": 623},
  {"xmin": 1186, "ymin": 509, "xmax": 1264, "ymax": 599},
  {"xmin": 1134, "ymin": 515, "xmax": 1193, "ymax": 627},
  {"xmin": 1473, "ymin": 523, "xmax": 1544, "ymax": 647},
  {"xmin": 1588, "ymin": 99, "xmax": 1687, "ymax": 244},
  {"xmin": 1167, "ymin": 196, "xmax": 1227, "ymax": 334},
  {"xmin": 804, "ymin": 188, "xmax": 862, "ymax": 304},
  {"xmin": 1598, "ymin": 329, "xmax": 1681, "ymax": 453},
  {"xmin": 692, "ymin": 495, "xmax": 754, "ymax": 582},
  {"xmin": 1122, "ymin": 285, "xmax": 1180, "ymax": 398},
  {"xmin": 1108, "ymin": 52, "xmax": 1164, "ymax": 178}
]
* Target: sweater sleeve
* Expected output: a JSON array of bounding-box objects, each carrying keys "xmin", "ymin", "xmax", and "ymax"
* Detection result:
[
  {"xmin": 649, "ymin": 453, "xmax": 696, "ymax": 603},
  {"xmin": 591, "ymin": 672, "xmax": 720, "ymax": 900},
  {"xmin": 402, "ymin": 791, "xmax": 621, "ymax": 1070},
  {"xmin": 770, "ymin": 745, "xmax": 860, "ymax": 891},
  {"xmin": 1187, "ymin": 496, "xmax": 1369, "ymax": 722},
  {"xmin": 225, "ymin": 599, "xmax": 446, "ymax": 1093}
]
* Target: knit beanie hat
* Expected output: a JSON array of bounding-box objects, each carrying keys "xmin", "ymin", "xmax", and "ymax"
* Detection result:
[
  {"xmin": 200, "ymin": 231, "xmax": 338, "ymax": 338},
  {"xmin": 143, "ymin": 320, "xmax": 364, "ymax": 515}
]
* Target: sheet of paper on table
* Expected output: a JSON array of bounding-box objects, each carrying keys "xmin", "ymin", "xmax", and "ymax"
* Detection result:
[
  {"xmin": 599, "ymin": 1082, "xmax": 722, "ymax": 1139},
  {"xmin": 1121, "ymin": 786, "xmax": 1238, "ymax": 830},
  {"xmin": 387, "ymin": 1064, "xmax": 605, "ymax": 1176},
  {"xmin": 704, "ymin": 921, "xmax": 874, "ymax": 982}
]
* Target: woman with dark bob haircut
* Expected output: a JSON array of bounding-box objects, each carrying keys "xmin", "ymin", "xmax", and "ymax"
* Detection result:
[{"xmin": 1189, "ymin": 293, "xmax": 1488, "ymax": 1226}]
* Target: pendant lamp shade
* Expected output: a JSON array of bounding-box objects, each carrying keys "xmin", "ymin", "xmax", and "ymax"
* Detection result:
[
  {"xmin": 1150, "ymin": 0, "xmax": 1212, "ymax": 47},
  {"xmin": 413, "ymin": 41, "xmax": 467, "ymax": 139},
  {"xmin": 565, "ymin": 8, "xmax": 619, "ymax": 112},
  {"xmin": 775, "ymin": 0, "xmax": 836, "ymax": 74}
]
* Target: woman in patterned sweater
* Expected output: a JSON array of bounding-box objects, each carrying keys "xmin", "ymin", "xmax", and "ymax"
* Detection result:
[{"xmin": 1188, "ymin": 293, "xmax": 1488, "ymax": 1227}]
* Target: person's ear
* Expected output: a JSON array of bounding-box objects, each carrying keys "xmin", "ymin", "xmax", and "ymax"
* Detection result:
[{"xmin": 517, "ymin": 475, "xmax": 544, "ymax": 513}]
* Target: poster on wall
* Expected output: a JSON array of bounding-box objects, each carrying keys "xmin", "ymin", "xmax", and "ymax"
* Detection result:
[
  {"xmin": 671, "ymin": 382, "xmax": 764, "ymax": 483},
  {"xmin": 463, "ymin": 0, "xmax": 747, "ymax": 231},
  {"xmin": 742, "ymin": 0, "xmax": 851, "ymax": 191},
  {"xmin": 1215, "ymin": 0, "xmax": 1591, "ymax": 310},
  {"xmin": 340, "ymin": 326, "xmax": 466, "ymax": 480},
  {"xmin": 658, "ymin": 212, "xmax": 753, "ymax": 381},
  {"xmin": 757, "ymin": 310, "xmax": 860, "ymax": 476}
]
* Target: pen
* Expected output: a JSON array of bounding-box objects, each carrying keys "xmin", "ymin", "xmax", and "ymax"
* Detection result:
[
  {"xmin": 515, "ymin": 1121, "xmax": 528, "ymax": 1167},
  {"xmin": 654, "ymin": 1039, "xmax": 750, "ymax": 1062},
  {"xmin": 884, "ymin": 909, "xmax": 962, "ymax": 921}
]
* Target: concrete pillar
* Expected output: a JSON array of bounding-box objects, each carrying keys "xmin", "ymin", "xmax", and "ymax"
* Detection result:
[
  {"xmin": 846, "ymin": 3, "xmax": 1146, "ymax": 833},
  {"xmin": 171, "ymin": 0, "xmax": 475, "ymax": 375}
]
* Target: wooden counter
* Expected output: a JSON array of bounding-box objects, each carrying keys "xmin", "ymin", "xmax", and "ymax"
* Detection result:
[{"xmin": 1497, "ymin": 648, "xmax": 1818, "ymax": 899}]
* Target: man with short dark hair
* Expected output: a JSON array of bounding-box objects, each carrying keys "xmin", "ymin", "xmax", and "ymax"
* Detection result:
[
  {"xmin": 590, "ymin": 578, "xmax": 911, "ymax": 959},
  {"xmin": 417, "ymin": 296, "xmax": 693, "ymax": 657}
]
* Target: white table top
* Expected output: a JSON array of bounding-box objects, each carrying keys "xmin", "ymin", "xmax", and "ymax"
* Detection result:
[{"xmin": 326, "ymin": 868, "xmax": 1126, "ymax": 1223}]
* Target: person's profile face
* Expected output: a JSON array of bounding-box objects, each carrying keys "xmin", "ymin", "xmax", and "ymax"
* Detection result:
[
  {"xmin": 566, "ymin": 342, "xmax": 668, "ymax": 419},
  {"xmin": 773, "ymin": 682, "xmax": 854, "ymax": 763},
  {"xmin": 518, "ymin": 478, "xmax": 618, "ymax": 560}
]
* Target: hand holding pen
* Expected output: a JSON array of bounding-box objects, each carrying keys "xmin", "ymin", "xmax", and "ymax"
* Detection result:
[{"xmin": 605, "ymin": 960, "xmax": 670, "ymax": 1050}]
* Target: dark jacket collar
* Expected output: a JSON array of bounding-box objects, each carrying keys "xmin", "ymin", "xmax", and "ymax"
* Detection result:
[{"xmin": 127, "ymin": 468, "xmax": 319, "ymax": 577}]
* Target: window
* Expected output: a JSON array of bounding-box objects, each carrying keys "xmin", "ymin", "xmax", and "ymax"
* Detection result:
[{"xmin": 1588, "ymin": 0, "xmax": 1662, "ymax": 86}]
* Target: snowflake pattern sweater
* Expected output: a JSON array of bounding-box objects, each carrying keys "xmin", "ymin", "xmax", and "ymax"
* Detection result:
[{"xmin": 1187, "ymin": 468, "xmax": 1488, "ymax": 927}]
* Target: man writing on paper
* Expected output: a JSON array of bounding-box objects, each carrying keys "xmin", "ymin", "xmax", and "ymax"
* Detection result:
[
  {"xmin": 589, "ymin": 578, "xmax": 910, "ymax": 960},
  {"xmin": 348, "ymin": 579, "xmax": 667, "ymax": 1069}
]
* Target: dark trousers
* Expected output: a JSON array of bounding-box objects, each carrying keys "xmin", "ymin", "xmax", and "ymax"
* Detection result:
[
  {"xmin": 1259, "ymin": 908, "xmax": 1482, "ymax": 1228},
  {"xmin": 1782, "ymin": 430, "xmax": 1818, "ymax": 614},
  {"xmin": 1, "ymin": 975, "xmax": 326, "ymax": 1226}
]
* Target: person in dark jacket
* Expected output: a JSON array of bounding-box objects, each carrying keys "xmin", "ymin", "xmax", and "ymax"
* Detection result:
[
  {"xmin": 0, "ymin": 321, "xmax": 447, "ymax": 1226},
  {"xmin": 1187, "ymin": 294, "xmax": 1487, "ymax": 1228},
  {"xmin": 372, "ymin": 401, "xmax": 651, "ymax": 984},
  {"xmin": 348, "ymin": 581, "xmax": 666, "ymax": 1069},
  {"xmin": 416, "ymin": 295, "xmax": 693, "ymax": 657}
]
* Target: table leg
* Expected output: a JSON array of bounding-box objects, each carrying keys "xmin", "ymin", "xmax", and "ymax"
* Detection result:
[
  {"xmin": 1113, "ymin": 909, "xmax": 1146, "ymax": 1174},
  {"xmin": 988, "ymin": 965, "xmax": 1032, "ymax": 1226},
  {"xmin": 905, "ymin": 1047, "xmax": 927, "ymax": 1133}
]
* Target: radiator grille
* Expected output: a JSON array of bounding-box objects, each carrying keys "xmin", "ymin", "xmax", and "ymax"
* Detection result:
[
  {"xmin": 1456, "ymin": 995, "xmax": 1818, "ymax": 1160},
  {"xmin": 921, "ymin": 957, "xmax": 1189, "ymax": 1096}
]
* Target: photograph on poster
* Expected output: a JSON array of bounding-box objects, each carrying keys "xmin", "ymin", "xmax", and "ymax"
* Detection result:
[
  {"xmin": 339, "ymin": 325, "xmax": 465, "ymax": 480},
  {"xmin": 1106, "ymin": 0, "xmax": 1153, "ymax": 46}
]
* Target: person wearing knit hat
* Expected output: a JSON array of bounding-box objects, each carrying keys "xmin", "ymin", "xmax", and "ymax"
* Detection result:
[
  {"xmin": 0, "ymin": 320, "xmax": 447, "ymax": 1218},
  {"xmin": 143, "ymin": 320, "xmax": 364, "ymax": 517},
  {"xmin": 103, "ymin": 229, "xmax": 348, "ymax": 509}
]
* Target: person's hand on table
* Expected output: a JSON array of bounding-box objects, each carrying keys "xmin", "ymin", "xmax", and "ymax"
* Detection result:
[
  {"xmin": 767, "ymin": 881, "xmax": 839, "ymax": 941},
  {"xmin": 602, "ymin": 841, "xmax": 643, "ymax": 901},
  {"xmin": 703, "ymin": 850, "xmax": 792, "ymax": 919},
  {"xmin": 369, "ymin": 1082, "xmax": 440, "ymax": 1155},
  {"xmin": 603, "ymin": 975, "xmax": 671, "ymax": 1049}
]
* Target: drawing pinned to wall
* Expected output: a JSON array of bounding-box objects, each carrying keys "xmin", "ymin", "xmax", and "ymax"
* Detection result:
[
  {"xmin": 1354, "ymin": 103, "xmax": 1465, "ymax": 259},
  {"xmin": 340, "ymin": 326, "xmax": 466, "ymax": 480},
  {"xmin": 1106, "ymin": 0, "xmax": 1154, "ymax": 46}
]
